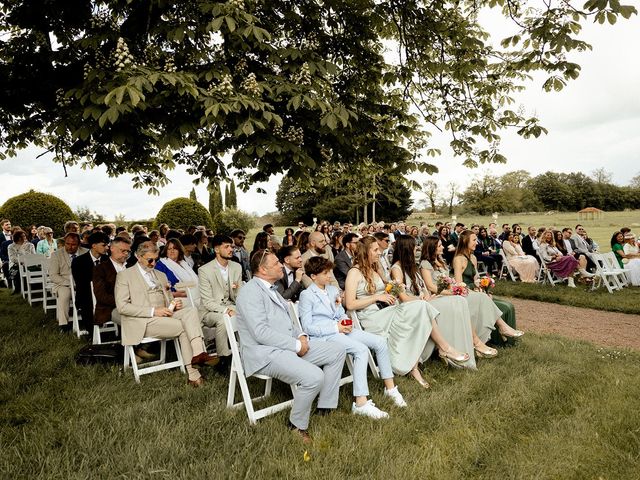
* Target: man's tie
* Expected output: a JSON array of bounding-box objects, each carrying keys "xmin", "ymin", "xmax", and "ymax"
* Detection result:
[{"xmin": 94, "ymin": 259, "xmax": 100, "ymax": 266}]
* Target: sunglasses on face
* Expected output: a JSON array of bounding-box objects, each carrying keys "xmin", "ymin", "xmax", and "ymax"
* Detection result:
[{"xmin": 145, "ymin": 258, "xmax": 158, "ymax": 265}]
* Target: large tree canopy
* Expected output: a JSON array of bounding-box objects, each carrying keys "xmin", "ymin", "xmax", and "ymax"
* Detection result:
[{"xmin": 0, "ymin": 0, "xmax": 636, "ymax": 193}]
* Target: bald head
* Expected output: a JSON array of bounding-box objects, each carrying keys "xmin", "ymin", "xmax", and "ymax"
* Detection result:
[{"xmin": 309, "ymin": 231, "xmax": 327, "ymax": 254}]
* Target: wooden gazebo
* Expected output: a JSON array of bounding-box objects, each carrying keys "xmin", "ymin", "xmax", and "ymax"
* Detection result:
[{"xmin": 578, "ymin": 207, "xmax": 604, "ymax": 220}]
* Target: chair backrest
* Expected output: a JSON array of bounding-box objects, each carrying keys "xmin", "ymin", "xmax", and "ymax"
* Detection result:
[
  {"xmin": 602, "ymin": 252, "xmax": 622, "ymax": 270},
  {"xmin": 287, "ymin": 301, "xmax": 301, "ymax": 330}
]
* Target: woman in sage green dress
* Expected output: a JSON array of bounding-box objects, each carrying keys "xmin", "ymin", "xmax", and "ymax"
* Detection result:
[
  {"xmin": 419, "ymin": 235, "xmax": 500, "ymax": 358},
  {"xmin": 390, "ymin": 235, "xmax": 476, "ymax": 369},
  {"xmin": 452, "ymin": 230, "xmax": 524, "ymax": 344},
  {"xmin": 345, "ymin": 236, "xmax": 469, "ymax": 388}
]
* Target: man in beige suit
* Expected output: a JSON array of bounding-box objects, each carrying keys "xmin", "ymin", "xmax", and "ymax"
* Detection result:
[
  {"xmin": 115, "ymin": 241, "xmax": 217, "ymax": 387},
  {"xmin": 198, "ymin": 234, "xmax": 243, "ymax": 366},
  {"xmin": 300, "ymin": 231, "xmax": 338, "ymax": 288},
  {"xmin": 49, "ymin": 233, "xmax": 87, "ymax": 332}
]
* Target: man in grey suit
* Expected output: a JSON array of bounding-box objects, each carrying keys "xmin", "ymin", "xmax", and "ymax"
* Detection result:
[
  {"xmin": 198, "ymin": 234, "xmax": 243, "ymax": 364},
  {"xmin": 230, "ymin": 229, "xmax": 251, "ymax": 281},
  {"xmin": 571, "ymin": 224, "xmax": 596, "ymax": 271},
  {"xmin": 49, "ymin": 233, "xmax": 87, "ymax": 332},
  {"xmin": 333, "ymin": 232, "xmax": 358, "ymax": 290},
  {"xmin": 235, "ymin": 249, "xmax": 346, "ymax": 443}
]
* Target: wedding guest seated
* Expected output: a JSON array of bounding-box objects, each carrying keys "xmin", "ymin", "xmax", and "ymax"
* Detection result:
[
  {"xmin": 621, "ymin": 232, "xmax": 640, "ymax": 286},
  {"xmin": 538, "ymin": 230, "xmax": 581, "ymax": 287},
  {"xmin": 115, "ymin": 241, "xmax": 217, "ymax": 387},
  {"xmin": 452, "ymin": 231, "xmax": 523, "ymax": 341},
  {"xmin": 296, "ymin": 231, "xmax": 310, "ymax": 255},
  {"xmin": 333, "ymin": 233, "xmax": 358, "ymax": 290},
  {"xmin": 282, "ymin": 228, "xmax": 296, "ymax": 247},
  {"xmin": 72, "ymin": 232, "xmax": 110, "ymax": 335},
  {"xmin": 179, "ymin": 234, "xmax": 199, "ymax": 272},
  {"xmin": 438, "ymin": 225, "xmax": 456, "ymax": 266},
  {"xmin": 50, "ymin": 233, "xmax": 87, "ymax": 332},
  {"xmin": 501, "ymin": 232, "xmax": 539, "ymax": 282},
  {"xmin": 554, "ymin": 230, "xmax": 594, "ymax": 280},
  {"xmin": 230, "ymin": 229, "xmax": 251, "ymax": 282},
  {"xmin": 94, "ymin": 236, "xmax": 131, "ymax": 326},
  {"xmin": 301, "ymin": 231, "xmax": 337, "ymax": 288},
  {"xmin": 299, "ymin": 256, "xmax": 407, "ymax": 419},
  {"xmin": 521, "ymin": 226, "xmax": 540, "ymax": 261},
  {"xmin": 198, "ymin": 234, "xmax": 243, "ymax": 367},
  {"xmin": 155, "ymin": 238, "xmax": 200, "ymax": 304},
  {"xmin": 194, "ymin": 230, "xmax": 215, "ymax": 268},
  {"xmin": 330, "ymin": 231, "xmax": 344, "ymax": 258},
  {"xmin": 36, "ymin": 227, "xmax": 57, "ymax": 257},
  {"xmin": 474, "ymin": 226, "xmax": 501, "ymax": 273},
  {"xmin": 275, "ymin": 245, "xmax": 305, "ymax": 302},
  {"xmin": 8, "ymin": 229, "xmax": 36, "ymax": 292},
  {"xmin": 250, "ymin": 231, "xmax": 273, "ymax": 261},
  {"xmin": 235, "ymin": 250, "xmax": 346, "ymax": 443}
]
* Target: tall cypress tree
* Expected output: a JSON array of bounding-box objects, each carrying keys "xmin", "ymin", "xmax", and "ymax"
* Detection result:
[
  {"xmin": 229, "ymin": 180, "xmax": 238, "ymax": 208},
  {"xmin": 224, "ymin": 183, "xmax": 231, "ymax": 208},
  {"xmin": 189, "ymin": 187, "xmax": 197, "ymax": 202},
  {"xmin": 208, "ymin": 179, "xmax": 222, "ymax": 220}
]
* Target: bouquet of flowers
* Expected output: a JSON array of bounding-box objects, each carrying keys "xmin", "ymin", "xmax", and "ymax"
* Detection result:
[
  {"xmin": 478, "ymin": 277, "xmax": 495, "ymax": 293},
  {"xmin": 384, "ymin": 280, "xmax": 405, "ymax": 297},
  {"xmin": 451, "ymin": 284, "xmax": 469, "ymax": 297},
  {"xmin": 436, "ymin": 275, "xmax": 468, "ymax": 296},
  {"xmin": 436, "ymin": 275, "xmax": 454, "ymax": 294}
]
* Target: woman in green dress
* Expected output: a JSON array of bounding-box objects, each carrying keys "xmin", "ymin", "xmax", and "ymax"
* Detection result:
[
  {"xmin": 452, "ymin": 230, "xmax": 523, "ymax": 344},
  {"xmin": 420, "ymin": 235, "xmax": 500, "ymax": 358}
]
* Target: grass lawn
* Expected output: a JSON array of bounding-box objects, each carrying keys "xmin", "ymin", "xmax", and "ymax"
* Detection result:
[
  {"xmin": 494, "ymin": 280, "xmax": 640, "ymax": 315},
  {"xmin": 2, "ymin": 290, "xmax": 640, "ymax": 479}
]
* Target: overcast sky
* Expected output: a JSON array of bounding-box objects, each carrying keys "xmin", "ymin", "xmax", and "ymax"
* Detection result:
[{"xmin": 1, "ymin": 11, "xmax": 638, "ymax": 220}]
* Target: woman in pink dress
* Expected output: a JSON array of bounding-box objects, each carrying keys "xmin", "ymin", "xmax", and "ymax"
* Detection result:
[{"xmin": 502, "ymin": 233, "xmax": 539, "ymax": 282}]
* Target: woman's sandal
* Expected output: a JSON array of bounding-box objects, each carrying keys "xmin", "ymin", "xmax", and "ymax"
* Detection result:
[{"xmin": 409, "ymin": 367, "xmax": 430, "ymax": 389}]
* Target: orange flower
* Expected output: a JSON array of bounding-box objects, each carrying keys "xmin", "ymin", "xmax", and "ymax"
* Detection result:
[{"xmin": 385, "ymin": 283, "xmax": 392, "ymax": 293}]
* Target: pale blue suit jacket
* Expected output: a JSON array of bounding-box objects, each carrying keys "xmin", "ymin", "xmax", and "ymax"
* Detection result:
[
  {"xmin": 298, "ymin": 284, "xmax": 346, "ymax": 338},
  {"xmin": 235, "ymin": 277, "xmax": 303, "ymax": 376}
]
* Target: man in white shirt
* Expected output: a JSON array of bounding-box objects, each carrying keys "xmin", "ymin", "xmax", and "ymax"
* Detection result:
[
  {"xmin": 93, "ymin": 236, "xmax": 131, "ymax": 326},
  {"xmin": 373, "ymin": 232, "xmax": 392, "ymax": 280},
  {"xmin": 198, "ymin": 234, "xmax": 243, "ymax": 365}
]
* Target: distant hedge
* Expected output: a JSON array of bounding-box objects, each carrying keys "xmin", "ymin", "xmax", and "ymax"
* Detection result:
[
  {"xmin": 154, "ymin": 197, "xmax": 212, "ymax": 231},
  {"xmin": 212, "ymin": 208, "xmax": 255, "ymax": 235},
  {"xmin": 0, "ymin": 190, "xmax": 76, "ymax": 236}
]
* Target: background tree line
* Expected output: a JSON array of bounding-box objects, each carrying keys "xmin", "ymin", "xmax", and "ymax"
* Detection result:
[{"xmin": 457, "ymin": 169, "xmax": 640, "ymax": 214}]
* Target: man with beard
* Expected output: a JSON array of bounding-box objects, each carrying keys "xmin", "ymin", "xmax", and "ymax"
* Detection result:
[
  {"xmin": 198, "ymin": 234, "xmax": 243, "ymax": 369},
  {"xmin": 300, "ymin": 231, "xmax": 338, "ymax": 288},
  {"xmin": 333, "ymin": 233, "xmax": 359, "ymax": 290},
  {"xmin": 50, "ymin": 233, "xmax": 88, "ymax": 332}
]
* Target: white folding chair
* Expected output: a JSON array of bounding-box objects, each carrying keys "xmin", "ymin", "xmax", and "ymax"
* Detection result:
[
  {"xmin": 590, "ymin": 253, "xmax": 623, "ymax": 294},
  {"xmin": 347, "ymin": 310, "xmax": 380, "ymax": 379},
  {"xmin": 123, "ymin": 336, "xmax": 186, "ymax": 384},
  {"xmin": 498, "ymin": 250, "xmax": 519, "ymax": 282},
  {"xmin": 288, "ymin": 302, "xmax": 353, "ymax": 387},
  {"xmin": 41, "ymin": 258, "xmax": 57, "ymax": 314},
  {"xmin": 538, "ymin": 262, "xmax": 563, "ymax": 286},
  {"xmin": 22, "ymin": 253, "xmax": 47, "ymax": 305},
  {"xmin": 224, "ymin": 313, "xmax": 294, "ymax": 425},
  {"xmin": 90, "ymin": 281, "xmax": 119, "ymax": 345},
  {"xmin": 69, "ymin": 276, "xmax": 88, "ymax": 338},
  {"xmin": 477, "ymin": 260, "xmax": 488, "ymax": 277},
  {"xmin": 15, "ymin": 254, "xmax": 29, "ymax": 298},
  {"xmin": 602, "ymin": 252, "xmax": 631, "ymax": 289}
]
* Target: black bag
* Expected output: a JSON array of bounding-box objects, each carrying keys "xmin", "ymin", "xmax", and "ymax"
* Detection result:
[
  {"xmin": 375, "ymin": 301, "xmax": 390, "ymax": 310},
  {"xmin": 75, "ymin": 343, "xmax": 124, "ymax": 366}
]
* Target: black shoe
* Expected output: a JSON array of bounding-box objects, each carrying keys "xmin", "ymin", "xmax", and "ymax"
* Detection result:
[
  {"xmin": 287, "ymin": 420, "xmax": 312, "ymax": 444},
  {"xmin": 58, "ymin": 324, "xmax": 72, "ymax": 334},
  {"xmin": 213, "ymin": 355, "xmax": 231, "ymax": 374}
]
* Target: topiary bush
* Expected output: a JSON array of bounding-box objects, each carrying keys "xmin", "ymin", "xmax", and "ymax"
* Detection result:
[
  {"xmin": 212, "ymin": 208, "xmax": 256, "ymax": 235},
  {"xmin": 0, "ymin": 190, "xmax": 76, "ymax": 236},
  {"xmin": 154, "ymin": 197, "xmax": 213, "ymax": 231}
]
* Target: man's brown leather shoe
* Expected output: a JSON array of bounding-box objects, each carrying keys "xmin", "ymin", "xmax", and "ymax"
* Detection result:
[
  {"xmin": 187, "ymin": 377, "xmax": 205, "ymax": 388},
  {"xmin": 191, "ymin": 352, "xmax": 219, "ymax": 367},
  {"xmin": 287, "ymin": 420, "xmax": 312, "ymax": 444}
]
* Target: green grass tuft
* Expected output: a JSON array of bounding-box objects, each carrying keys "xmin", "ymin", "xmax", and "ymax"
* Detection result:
[
  {"xmin": 2, "ymin": 290, "xmax": 640, "ymax": 479},
  {"xmin": 494, "ymin": 281, "xmax": 640, "ymax": 315}
]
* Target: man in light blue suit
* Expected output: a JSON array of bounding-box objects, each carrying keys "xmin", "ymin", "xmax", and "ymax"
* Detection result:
[
  {"xmin": 235, "ymin": 250, "xmax": 346, "ymax": 443},
  {"xmin": 298, "ymin": 257, "xmax": 407, "ymax": 420}
]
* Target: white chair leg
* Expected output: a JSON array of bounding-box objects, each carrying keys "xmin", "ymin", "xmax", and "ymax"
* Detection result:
[{"xmin": 173, "ymin": 338, "xmax": 186, "ymax": 374}]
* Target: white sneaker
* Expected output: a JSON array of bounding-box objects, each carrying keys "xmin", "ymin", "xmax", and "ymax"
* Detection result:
[
  {"xmin": 383, "ymin": 386, "xmax": 407, "ymax": 407},
  {"xmin": 352, "ymin": 400, "xmax": 389, "ymax": 419},
  {"xmin": 567, "ymin": 277, "xmax": 576, "ymax": 288}
]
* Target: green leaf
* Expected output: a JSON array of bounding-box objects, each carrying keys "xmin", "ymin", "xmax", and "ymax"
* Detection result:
[{"xmin": 225, "ymin": 16, "xmax": 237, "ymax": 32}]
